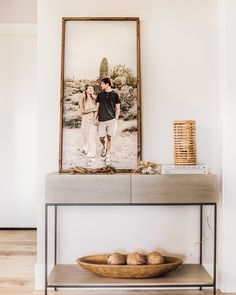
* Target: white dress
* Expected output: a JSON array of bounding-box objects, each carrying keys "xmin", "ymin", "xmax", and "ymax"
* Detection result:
[{"xmin": 81, "ymin": 98, "xmax": 97, "ymax": 157}]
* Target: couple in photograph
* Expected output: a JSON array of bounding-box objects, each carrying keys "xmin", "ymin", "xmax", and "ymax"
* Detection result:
[{"xmin": 80, "ymin": 77, "xmax": 121, "ymax": 166}]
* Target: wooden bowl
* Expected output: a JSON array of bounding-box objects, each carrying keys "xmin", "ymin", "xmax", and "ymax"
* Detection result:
[{"xmin": 76, "ymin": 254, "xmax": 183, "ymax": 279}]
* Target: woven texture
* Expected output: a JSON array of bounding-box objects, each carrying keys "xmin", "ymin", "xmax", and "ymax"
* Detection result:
[
  {"xmin": 77, "ymin": 255, "xmax": 183, "ymax": 279},
  {"xmin": 174, "ymin": 120, "xmax": 196, "ymax": 165}
]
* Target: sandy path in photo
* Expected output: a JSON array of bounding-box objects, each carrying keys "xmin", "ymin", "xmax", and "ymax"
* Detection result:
[{"xmin": 62, "ymin": 120, "xmax": 137, "ymax": 170}]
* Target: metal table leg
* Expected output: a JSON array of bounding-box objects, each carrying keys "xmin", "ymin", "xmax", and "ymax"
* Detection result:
[
  {"xmin": 54, "ymin": 205, "xmax": 57, "ymax": 291},
  {"xmin": 200, "ymin": 204, "xmax": 203, "ymax": 291},
  {"xmin": 213, "ymin": 203, "xmax": 217, "ymax": 295}
]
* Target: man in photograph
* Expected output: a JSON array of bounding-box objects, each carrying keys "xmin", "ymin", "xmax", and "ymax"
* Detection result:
[{"xmin": 95, "ymin": 77, "xmax": 121, "ymax": 165}]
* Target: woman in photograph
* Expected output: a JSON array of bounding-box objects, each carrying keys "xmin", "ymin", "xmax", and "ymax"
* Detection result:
[{"xmin": 80, "ymin": 85, "xmax": 97, "ymax": 166}]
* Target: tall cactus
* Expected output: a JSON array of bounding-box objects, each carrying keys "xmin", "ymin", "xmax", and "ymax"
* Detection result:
[{"xmin": 99, "ymin": 57, "xmax": 110, "ymax": 79}]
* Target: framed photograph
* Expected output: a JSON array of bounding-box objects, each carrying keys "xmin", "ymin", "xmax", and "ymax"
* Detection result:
[{"xmin": 59, "ymin": 17, "xmax": 141, "ymax": 172}]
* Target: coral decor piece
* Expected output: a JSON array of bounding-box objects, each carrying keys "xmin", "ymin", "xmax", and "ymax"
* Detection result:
[
  {"xmin": 133, "ymin": 161, "xmax": 161, "ymax": 174},
  {"xmin": 70, "ymin": 161, "xmax": 161, "ymax": 174}
]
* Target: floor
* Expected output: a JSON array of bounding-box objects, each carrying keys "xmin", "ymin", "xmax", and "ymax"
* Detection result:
[
  {"xmin": 0, "ymin": 230, "xmax": 234, "ymax": 295},
  {"xmin": 0, "ymin": 230, "xmax": 36, "ymax": 295}
]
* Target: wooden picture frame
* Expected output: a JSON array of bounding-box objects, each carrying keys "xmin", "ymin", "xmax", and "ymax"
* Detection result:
[{"xmin": 59, "ymin": 17, "xmax": 141, "ymax": 173}]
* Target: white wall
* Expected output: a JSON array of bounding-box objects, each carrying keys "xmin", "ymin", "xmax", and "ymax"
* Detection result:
[
  {"xmin": 37, "ymin": 0, "xmax": 220, "ymax": 290},
  {"xmin": 0, "ymin": 0, "xmax": 37, "ymax": 23},
  {"xmin": 0, "ymin": 24, "xmax": 37, "ymax": 227},
  {"xmin": 220, "ymin": 0, "xmax": 236, "ymax": 292}
]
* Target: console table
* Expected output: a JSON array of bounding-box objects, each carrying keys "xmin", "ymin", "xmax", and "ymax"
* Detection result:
[{"xmin": 45, "ymin": 173, "xmax": 218, "ymax": 295}]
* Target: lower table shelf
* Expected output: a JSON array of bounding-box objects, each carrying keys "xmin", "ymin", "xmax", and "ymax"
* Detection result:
[{"xmin": 48, "ymin": 264, "xmax": 213, "ymax": 288}]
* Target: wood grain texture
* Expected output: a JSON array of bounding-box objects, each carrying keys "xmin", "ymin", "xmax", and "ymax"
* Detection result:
[
  {"xmin": 48, "ymin": 264, "xmax": 213, "ymax": 287},
  {"xmin": 136, "ymin": 17, "xmax": 142, "ymax": 166},
  {"xmin": 77, "ymin": 255, "xmax": 182, "ymax": 279},
  {"xmin": 45, "ymin": 173, "xmax": 218, "ymax": 204},
  {"xmin": 45, "ymin": 173, "xmax": 131, "ymax": 204},
  {"xmin": 58, "ymin": 17, "xmax": 66, "ymax": 172},
  {"xmin": 132, "ymin": 174, "xmax": 218, "ymax": 204},
  {"xmin": 0, "ymin": 230, "xmax": 36, "ymax": 294},
  {"xmin": 0, "ymin": 230, "xmax": 230, "ymax": 295},
  {"xmin": 62, "ymin": 17, "xmax": 140, "ymax": 21}
]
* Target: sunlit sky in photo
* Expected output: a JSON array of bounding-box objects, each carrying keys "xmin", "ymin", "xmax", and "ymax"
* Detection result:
[{"xmin": 64, "ymin": 21, "xmax": 137, "ymax": 80}]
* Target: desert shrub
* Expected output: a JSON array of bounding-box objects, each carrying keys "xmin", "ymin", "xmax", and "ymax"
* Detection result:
[
  {"xmin": 122, "ymin": 111, "xmax": 137, "ymax": 121},
  {"xmin": 63, "ymin": 69, "xmax": 138, "ymax": 128},
  {"xmin": 63, "ymin": 118, "xmax": 81, "ymax": 129},
  {"xmin": 63, "ymin": 109, "xmax": 82, "ymax": 128},
  {"xmin": 117, "ymin": 85, "xmax": 137, "ymax": 121},
  {"xmin": 110, "ymin": 64, "xmax": 137, "ymax": 89},
  {"xmin": 110, "ymin": 64, "xmax": 137, "ymax": 121},
  {"xmin": 122, "ymin": 126, "xmax": 137, "ymax": 133}
]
